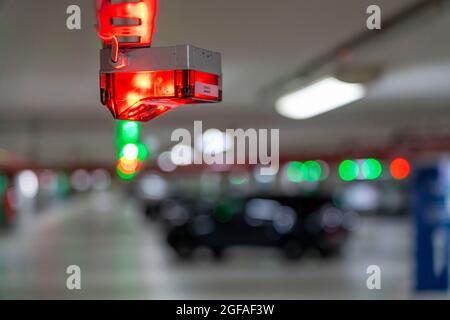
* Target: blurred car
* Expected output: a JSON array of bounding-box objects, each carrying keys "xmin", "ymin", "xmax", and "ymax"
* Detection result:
[{"xmin": 164, "ymin": 195, "xmax": 355, "ymax": 260}]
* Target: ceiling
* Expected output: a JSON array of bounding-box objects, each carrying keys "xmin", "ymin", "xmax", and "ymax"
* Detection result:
[{"xmin": 0, "ymin": 0, "xmax": 449, "ymax": 165}]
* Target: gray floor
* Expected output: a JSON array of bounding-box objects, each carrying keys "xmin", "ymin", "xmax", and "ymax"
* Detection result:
[{"xmin": 0, "ymin": 191, "xmax": 446, "ymax": 299}]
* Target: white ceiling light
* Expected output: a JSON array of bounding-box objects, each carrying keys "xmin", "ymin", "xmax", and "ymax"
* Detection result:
[{"xmin": 275, "ymin": 77, "xmax": 366, "ymax": 120}]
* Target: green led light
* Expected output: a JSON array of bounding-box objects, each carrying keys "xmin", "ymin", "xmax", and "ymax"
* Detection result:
[
  {"xmin": 339, "ymin": 160, "xmax": 359, "ymax": 181},
  {"xmin": 287, "ymin": 161, "xmax": 304, "ymax": 183},
  {"xmin": 303, "ymin": 160, "xmax": 322, "ymax": 182},
  {"xmin": 137, "ymin": 142, "xmax": 149, "ymax": 161},
  {"xmin": 362, "ymin": 158, "xmax": 382, "ymax": 180},
  {"xmin": 116, "ymin": 120, "xmax": 140, "ymax": 147},
  {"xmin": 121, "ymin": 121, "xmax": 140, "ymax": 140}
]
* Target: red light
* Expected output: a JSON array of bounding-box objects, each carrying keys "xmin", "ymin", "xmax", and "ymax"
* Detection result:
[
  {"xmin": 96, "ymin": 0, "xmax": 158, "ymax": 48},
  {"xmin": 100, "ymin": 70, "xmax": 221, "ymax": 121},
  {"xmin": 390, "ymin": 158, "xmax": 411, "ymax": 180}
]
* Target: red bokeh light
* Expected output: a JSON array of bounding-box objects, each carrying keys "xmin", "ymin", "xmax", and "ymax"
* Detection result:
[{"xmin": 390, "ymin": 158, "xmax": 411, "ymax": 180}]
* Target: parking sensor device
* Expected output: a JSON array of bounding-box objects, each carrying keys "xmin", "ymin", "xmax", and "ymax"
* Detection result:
[{"xmin": 96, "ymin": 0, "xmax": 222, "ymax": 122}]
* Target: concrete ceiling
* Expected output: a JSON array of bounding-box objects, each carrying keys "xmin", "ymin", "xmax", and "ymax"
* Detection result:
[{"xmin": 0, "ymin": 0, "xmax": 449, "ymax": 165}]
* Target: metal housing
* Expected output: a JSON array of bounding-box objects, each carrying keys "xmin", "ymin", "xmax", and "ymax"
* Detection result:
[{"xmin": 100, "ymin": 44, "xmax": 222, "ymax": 76}]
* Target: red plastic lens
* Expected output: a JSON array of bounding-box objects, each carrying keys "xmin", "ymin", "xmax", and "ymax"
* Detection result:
[
  {"xmin": 100, "ymin": 70, "xmax": 221, "ymax": 121},
  {"xmin": 96, "ymin": 0, "xmax": 158, "ymax": 47}
]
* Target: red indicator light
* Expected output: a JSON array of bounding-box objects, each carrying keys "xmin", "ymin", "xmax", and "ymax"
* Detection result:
[
  {"xmin": 96, "ymin": 0, "xmax": 158, "ymax": 48},
  {"xmin": 390, "ymin": 158, "xmax": 411, "ymax": 180},
  {"xmin": 100, "ymin": 70, "xmax": 221, "ymax": 121}
]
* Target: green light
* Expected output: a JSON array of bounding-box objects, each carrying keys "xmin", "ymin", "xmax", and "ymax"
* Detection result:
[
  {"xmin": 121, "ymin": 121, "xmax": 140, "ymax": 140},
  {"xmin": 116, "ymin": 120, "xmax": 140, "ymax": 147},
  {"xmin": 362, "ymin": 158, "xmax": 382, "ymax": 180},
  {"xmin": 137, "ymin": 142, "xmax": 149, "ymax": 161},
  {"xmin": 303, "ymin": 161, "xmax": 322, "ymax": 182},
  {"xmin": 229, "ymin": 175, "xmax": 248, "ymax": 186},
  {"xmin": 287, "ymin": 161, "xmax": 304, "ymax": 183},
  {"xmin": 339, "ymin": 160, "xmax": 359, "ymax": 181}
]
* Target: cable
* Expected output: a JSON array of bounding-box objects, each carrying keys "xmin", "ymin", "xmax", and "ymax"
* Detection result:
[{"xmin": 98, "ymin": 34, "xmax": 119, "ymax": 63}]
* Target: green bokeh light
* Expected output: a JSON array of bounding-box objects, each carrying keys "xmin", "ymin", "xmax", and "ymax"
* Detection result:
[
  {"xmin": 229, "ymin": 176, "xmax": 248, "ymax": 186},
  {"xmin": 121, "ymin": 121, "xmax": 140, "ymax": 141},
  {"xmin": 303, "ymin": 160, "xmax": 322, "ymax": 182},
  {"xmin": 287, "ymin": 161, "xmax": 304, "ymax": 183},
  {"xmin": 116, "ymin": 120, "xmax": 140, "ymax": 147},
  {"xmin": 137, "ymin": 142, "xmax": 149, "ymax": 161},
  {"xmin": 339, "ymin": 160, "xmax": 359, "ymax": 181},
  {"xmin": 361, "ymin": 158, "xmax": 382, "ymax": 180}
]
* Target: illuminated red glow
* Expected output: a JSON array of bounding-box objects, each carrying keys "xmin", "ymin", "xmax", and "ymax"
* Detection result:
[
  {"xmin": 390, "ymin": 158, "xmax": 411, "ymax": 180},
  {"xmin": 96, "ymin": 0, "xmax": 158, "ymax": 47},
  {"xmin": 100, "ymin": 70, "xmax": 221, "ymax": 121},
  {"xmin": 96, "ymin": 0, "xmax": 222, "ymax": 122}
]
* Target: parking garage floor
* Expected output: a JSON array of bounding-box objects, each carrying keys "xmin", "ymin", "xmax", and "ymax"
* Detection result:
[{"xmin": 0, "ymin": 191, "xmax": 446, "ymax": 300}]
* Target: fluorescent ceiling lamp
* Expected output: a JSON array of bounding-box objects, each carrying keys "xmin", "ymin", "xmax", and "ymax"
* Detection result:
[{"xmin": 275, "ymin": 77, "xmax": 366, "ymax": 120}]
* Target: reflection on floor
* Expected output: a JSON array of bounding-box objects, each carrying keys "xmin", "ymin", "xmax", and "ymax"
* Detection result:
[{"xmin": 0, "ymin": 191, "xmax": 446, "ymax": 299}]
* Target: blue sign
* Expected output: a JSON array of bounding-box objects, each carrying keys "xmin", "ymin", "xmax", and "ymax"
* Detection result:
[{"xmin": 413, "ymin": 161, "xmax": 450, "ymax": 291}]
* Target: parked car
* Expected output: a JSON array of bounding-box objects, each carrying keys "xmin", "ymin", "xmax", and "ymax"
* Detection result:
[{"xmin": 165, "ymin": 194, "xmax": 355, "ymax": 260}]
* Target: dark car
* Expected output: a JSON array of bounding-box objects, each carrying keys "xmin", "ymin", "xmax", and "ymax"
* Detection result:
[{"xmin": 165, "ymin": 195, "xmax": 355, "ymax": 260}]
